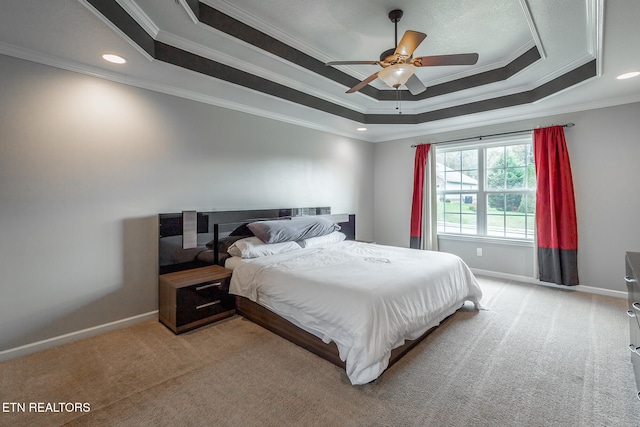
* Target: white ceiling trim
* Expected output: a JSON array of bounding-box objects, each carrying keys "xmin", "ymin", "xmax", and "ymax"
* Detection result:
[
  {"xmin": 177, "ymin": 0, "xmax": 199, "ymax": 24},
  {"xmin": 589, "ymin": 0, "xmax": 605, "ymax": 77},
  {"xmin": 116, "ymin": 0, "xmax": 159, "ymax": 38},
  {"xmin": 0, "ymin": 41, "xmax": 138, "ymax": 83},
  {"xmin": 78, "ymin": 0, "xmax": 154, "ymax": 62},
  {"xmin": 518, "ymin": 0, "xmax": 546, "ymax": 59},
  {"xmin": 205, "ymin": 0, "xmax": 337, "ymax": 63}
]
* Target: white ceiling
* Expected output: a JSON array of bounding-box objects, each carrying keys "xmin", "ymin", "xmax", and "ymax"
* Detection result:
[{"xmin": 1, "ymin": 0, "xmax": 639, "ymax": 142}]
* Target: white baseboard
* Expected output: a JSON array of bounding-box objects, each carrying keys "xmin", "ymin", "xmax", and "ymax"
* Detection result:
[
  {"xmin": 472, "ymin": 268, "xmax": 627, "ymax": 299},
  {"xmin": 0, "ymin": 311, "xmax": 159, "ymax": 362}
]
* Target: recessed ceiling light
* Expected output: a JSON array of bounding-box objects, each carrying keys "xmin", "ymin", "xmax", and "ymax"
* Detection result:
[
  {"xmin": 357, "ymin": 127, "xmax": 367, "ymax": 132},
  {"xmin": 617, "ymin": 71, "xmax": 640, "ymax": 80},
  {"xmin": 102, "ymin": 54, "xmax": 126, "ymax": 64}
]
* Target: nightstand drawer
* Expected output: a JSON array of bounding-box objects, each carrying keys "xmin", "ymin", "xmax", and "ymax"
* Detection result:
[
  {"xmin": 176, "ymin": 293, "xmax": 235, "ymax": 327},
  {"xmin": 176, "ymin": 278, "xmax": 232, "ymax": 326},
  {"xmin": 159, "ymin": 265, "xmax": 235, "ymax": 333},
  {"xmin": 177, "ymin": 278, "xmax": 230, "ymax": 304}
]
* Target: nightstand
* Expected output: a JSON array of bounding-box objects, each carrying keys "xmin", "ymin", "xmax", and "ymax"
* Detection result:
[{"xmin": 159, "ymin": 265, "xmax": 235, "ymax": 334}]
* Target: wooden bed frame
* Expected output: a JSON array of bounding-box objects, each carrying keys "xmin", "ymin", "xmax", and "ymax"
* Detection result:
[{"xmin": 235, "ymin": 295, "xmax": 453, "ymax": 373}]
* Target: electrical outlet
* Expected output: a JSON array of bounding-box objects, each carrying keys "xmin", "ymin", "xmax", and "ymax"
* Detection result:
[{"xmin": 476, "ymin": 248, "xmax": 483, "ymax": 256}]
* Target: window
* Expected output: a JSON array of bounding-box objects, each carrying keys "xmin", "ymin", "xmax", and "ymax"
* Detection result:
[{"xmin": 435, "ymin": 135, "xmax": 536, "ymax": 240}]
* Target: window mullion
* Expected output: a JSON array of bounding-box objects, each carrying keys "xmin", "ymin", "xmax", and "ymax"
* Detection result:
[{"xmin": 477, "ymin": 148, "xmax": 486, "ymax": 235}]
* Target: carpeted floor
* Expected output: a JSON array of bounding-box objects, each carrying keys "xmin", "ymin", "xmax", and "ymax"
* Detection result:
[{"xmin": 1, "ymin": 276, "xmax": 639, "ymax": 426}]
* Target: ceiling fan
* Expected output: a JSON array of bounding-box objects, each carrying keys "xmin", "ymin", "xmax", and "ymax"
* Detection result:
[{"xmin": 326, "ymin": 9, "xmax": 479, "ymax": 95}]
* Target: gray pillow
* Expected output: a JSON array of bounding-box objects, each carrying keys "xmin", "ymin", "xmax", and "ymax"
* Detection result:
[{"xmin": 247, "ymin": 217, "xmax": 340, "ymax": 244}]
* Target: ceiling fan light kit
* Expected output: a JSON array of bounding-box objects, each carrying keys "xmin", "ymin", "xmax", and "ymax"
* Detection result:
[
  {"xmin": 326, "ymin": 9, "xmax": 479, "ymax": 95},
  {"xmin": 378, "ymin": 63, "xmax": 415, "ymax": 88}
]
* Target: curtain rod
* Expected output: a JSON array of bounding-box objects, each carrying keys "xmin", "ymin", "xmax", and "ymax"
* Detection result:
[{"xmin": 410, "ymin": 123, "xmax": 575, "ymax": 148}]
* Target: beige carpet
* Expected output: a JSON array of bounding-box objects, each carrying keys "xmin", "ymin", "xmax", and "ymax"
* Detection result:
[{"xmin": 1, "ymin": 276, "xmax": 639, "ymax": 427}]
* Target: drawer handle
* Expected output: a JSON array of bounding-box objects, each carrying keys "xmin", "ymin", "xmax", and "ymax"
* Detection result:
[
  {"xmin": 633, "ymin": 302, "xmax": 640, "ymax": 312},
  {"xmin": 195, "ymin": 282, "xmax": 221, "ymax": 291},
  {"xmin": 625, "ymin": 275, "xmax": 637, "ymax": 283},
  {"xmin": 628, "ymin": 310, "xmax": 636, "ymax": 318},
  {"xmin": 196, "ymin": 300, "xmax": 221, "ymax": 310},
  {"xmin": 638, "ymin": 391, "xmax": 640, "ymax": 401}
]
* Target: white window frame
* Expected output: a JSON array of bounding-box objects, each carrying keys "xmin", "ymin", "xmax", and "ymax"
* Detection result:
[{"xmin": 435, "ymin": 133, "xmax": 535, "ymax": 243}]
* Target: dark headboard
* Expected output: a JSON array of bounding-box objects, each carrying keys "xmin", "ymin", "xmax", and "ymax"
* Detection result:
[
  {"xmin": 158, "ymin": 207, "xmax": 355, "ymax": 274},
  {"xmin": 159, "ymin": 212, "xmax": 209, "ymax": 238}
]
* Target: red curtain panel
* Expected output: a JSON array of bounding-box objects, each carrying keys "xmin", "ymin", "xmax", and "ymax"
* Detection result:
[
  {"xmin": 410, "ymin": 144, "xmax": 431, "ymax": 249},
  {"xmin": 534, "ymin": 126, "xmax": 579, "ymax": 286}
]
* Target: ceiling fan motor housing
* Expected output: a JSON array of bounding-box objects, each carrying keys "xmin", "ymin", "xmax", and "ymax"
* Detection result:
[
  {"xmin": 388, "ymin": 9, "xmax": 403, "ymax": 23},
  {"xmin": 379, "ymin": 48, "xmax": 397, "ymax": 63}
]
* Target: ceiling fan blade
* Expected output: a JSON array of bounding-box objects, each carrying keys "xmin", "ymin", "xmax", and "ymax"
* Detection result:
[
  {"xmin": 326, "ymin": 60, "xmax": 380, "ymax": 66},
  {"xmin": 394, "ymin": 30, "xmax": 427, "ymax": 57},
  {"xmin": 405, "ymin": 74, "xmax": 427, "ymax": 95},
  {"xmin": 346, "ymin": 71, "xmax": 380, "ymax": 93},
  {"xmin": 413, "ymin": 53, "xmax": 479, "ymax": 67}
]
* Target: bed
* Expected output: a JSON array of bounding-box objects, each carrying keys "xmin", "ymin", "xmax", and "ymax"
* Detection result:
[{"xmin": 218, "ymin": 213, "xmax": 482, "ymax": 385}]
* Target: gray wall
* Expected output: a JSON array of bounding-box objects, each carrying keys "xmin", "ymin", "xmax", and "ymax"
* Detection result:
[
  {"xmin": 0, "ymin": 54, "xmax": 374, "ymax": 351},
  {"xmin": 374, "ymin": 101, "xmax": 640, "ymax": 293}
]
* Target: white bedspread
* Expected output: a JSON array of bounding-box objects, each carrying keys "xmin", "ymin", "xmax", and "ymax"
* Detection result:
[{"xmin": 229, "ymin": 241, "xmax": 482, "ymax": 385}]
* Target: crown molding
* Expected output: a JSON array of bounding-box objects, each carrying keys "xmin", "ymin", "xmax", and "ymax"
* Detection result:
[
  {"xmin": 519, "ymin": 0, "xmax": 546, "ymax": 59},
  {"xmin": 79, "ymin": 0, "xmax": 154, "ymax": 61},
  {"xmin": 116, "ymin": 0, "xmax": 159, "ymax": 38}
]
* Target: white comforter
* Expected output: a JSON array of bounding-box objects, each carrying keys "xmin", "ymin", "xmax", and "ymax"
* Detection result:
[{"xmin": 229, "ymin": 241, "xmax": 482, "ymax": 385}]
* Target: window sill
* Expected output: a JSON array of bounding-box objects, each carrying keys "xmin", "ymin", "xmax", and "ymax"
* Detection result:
[{"xmin": 437, "ymin": 233, "xmax": 534, "ymax": 247}]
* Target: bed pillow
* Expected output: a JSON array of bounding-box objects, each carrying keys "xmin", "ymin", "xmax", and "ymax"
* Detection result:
[
  {"xmin": 227, "ymin": 236, "xmax": 302, "ymax": 259},
  {"xmin": 247, "ymin": 217, "xmax": 340, "ymax": 244},
  {"xmin": 299, "ymin": 231, "xmax": 346, "ymax": 248}
]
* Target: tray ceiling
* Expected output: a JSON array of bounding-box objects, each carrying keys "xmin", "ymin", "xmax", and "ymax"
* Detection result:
[{"xmin": 1, "ymin": 0, "xmax": 639, "ymax": 142}]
